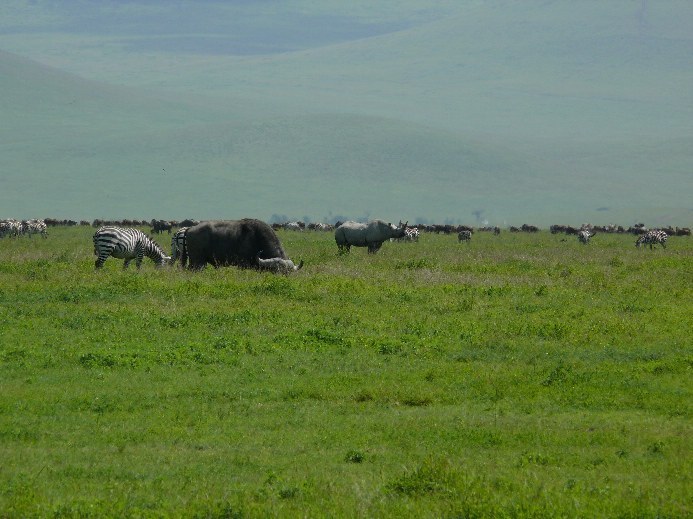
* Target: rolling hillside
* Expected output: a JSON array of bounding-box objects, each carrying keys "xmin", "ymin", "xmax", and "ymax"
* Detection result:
[
  {"xmin": 1, "ymin": 1, "xmax": 691, "ymax": 225},
  {"xmin": 1, "ymin": 51, "xmax": 552, "ymax": 223}
]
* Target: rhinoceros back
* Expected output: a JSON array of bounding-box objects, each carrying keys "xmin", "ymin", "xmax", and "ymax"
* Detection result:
[{"xmin": 186, "ymin": 219, "xmax": 286, "ymax": 268}]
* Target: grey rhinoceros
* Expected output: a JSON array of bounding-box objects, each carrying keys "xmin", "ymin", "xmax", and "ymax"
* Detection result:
[{"xmin": 334, "ymin": 219, "xmax": 408, "ymax": 254}]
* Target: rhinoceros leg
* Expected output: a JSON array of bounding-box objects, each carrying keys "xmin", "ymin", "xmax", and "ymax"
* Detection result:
[{"xmin": 368, "ymin": 241, "xmax": 383, "ymax": 253}]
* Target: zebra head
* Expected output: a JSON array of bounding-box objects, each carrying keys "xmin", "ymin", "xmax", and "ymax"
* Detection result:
[
  {"xmin": 146, "ymin": 237, "xmax": 173, "ymax": 267},
  {"xmin": 156, "ymin": 253, "xmax": 174, "ymax": 267}
]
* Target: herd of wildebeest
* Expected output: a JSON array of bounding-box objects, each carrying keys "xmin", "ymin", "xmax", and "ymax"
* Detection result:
[{"xmin": 1, "ymin": 217, "xmax": 690, "ymax": 273}]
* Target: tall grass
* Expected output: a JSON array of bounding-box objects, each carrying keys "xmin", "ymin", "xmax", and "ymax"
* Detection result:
[{"xmin": 0, "ymin": 227, "xmax": 690, "ymax": 517}]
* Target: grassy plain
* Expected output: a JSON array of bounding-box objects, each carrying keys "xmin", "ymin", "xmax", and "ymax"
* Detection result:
[{"xmin": 0, "ymin": 226, "xmax": 691, "ymax": 517}]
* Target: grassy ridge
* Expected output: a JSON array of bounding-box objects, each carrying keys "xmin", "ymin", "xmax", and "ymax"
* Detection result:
[{"xmin": 0, "ymin": 227, "xmax": 691, "ymax": 517}]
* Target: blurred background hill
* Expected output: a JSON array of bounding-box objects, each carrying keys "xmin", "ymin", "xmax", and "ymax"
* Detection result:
[{"xmin": 1, "ymin": 1, "xmax": 691, "ymax": 225}]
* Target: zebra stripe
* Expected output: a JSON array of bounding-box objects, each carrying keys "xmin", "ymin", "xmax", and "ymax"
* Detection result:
[
  {"xmin": 458, "ymin": 230, "xmax": 472, "ymax": 243},
  {"xmin": 392, "ymin": 227, "xmax": 419, "ymax": 243},
  {"xmin": 171, "ymin": 227, "xmax": 188, "ymax": 267},
  {"xmin": 404, "ymin": 227, "xmax": 419, "ymax": 242},
  {"xmin": 22, "ymin": 219, "xmax": 48, "ymax": 238},
  {"xmin": 0, "ymin": 220, "xmax": 22, "ymax": 238},
  {"xmin": 93, "ymin": 226, "xmax": 171, "ymax": 269},
  {"xmin": 635, "ymin": 230, "xmax": 668, "ymax": 250}
]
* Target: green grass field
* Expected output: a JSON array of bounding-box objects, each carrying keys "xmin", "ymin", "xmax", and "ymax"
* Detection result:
[{"xmin": 0, "ymin": 226, "xmax": 691, "ymax": 517}]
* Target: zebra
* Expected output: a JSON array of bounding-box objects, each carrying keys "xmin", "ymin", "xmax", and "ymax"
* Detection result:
[
  {"xmin": 170, "ymin": 227, "xmax": 188, "ymax": 267},
  {"xmin": 577, "ymin": 230, "xmax": 593, "ymax": 244},
  {"xmin": 636, "ymin": 230, "xmax": 668, "ymax": 250},
  {"xmin": 22, "ymin": 219, "xmax": 48, "ymax": 238},
  {"xmin": 0, "ymin": 221, "xmax": 13, "ymax": 238},
  {"xmin": 285, "ymin": 221, "xmax": 304, "ymax": 231},
  {"xmin": 404, "ymin": 227, "xmax": 419, "ymax": 242},
  {"xmin": 0, "ymin": 219, "xmax": 22, "ymax": 238},
  {"xmin": 458, "ymin": 230, "xmax": 472, "ymax": 243},
  {"xmin": 393, "ymin": 227, "xmax": 419, "ymax": 242},
  {"xmin": 93, "ymin": 226, "xmax": 171, "ymax": 269}
]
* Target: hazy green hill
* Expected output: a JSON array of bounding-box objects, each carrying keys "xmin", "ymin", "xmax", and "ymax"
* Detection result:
[
  {"xmin": 1, "ymin": 50, "xmax": 556, "ymax": 223},
  {"xmin": 1, "ymin": 1, "xmax": 691, "ymax": 225}
]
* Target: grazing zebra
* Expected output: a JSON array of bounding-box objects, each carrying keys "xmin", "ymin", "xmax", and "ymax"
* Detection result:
[
  {"xmin": 0, "ymin": 219, "xmax": 22, "ymax": 238},
  {"xmin": 0, "ymin": 221, "xmax": 13, "ymax": 238},
  {"xmin": 404, "ymin": 227, "xmax": 419, "ymax": 242},
  {"xmin": 577, "ymin": 230, "xmax": 593, "ymax": 244},
  {"xmin": 393, "ymin": 227, "xmax": 419, "ymax": 242},
  {"xmin": 93, "ymin": 226, "xmax": 171, "ymax": 269},
  {"xmin": 170, "ymin": 227, "xmax": 188, "ymax": 267},
  {"xmin": 458, "ymin": 230, "xmax": 472, "ymax": 243},
  {"xmin": 22, "ymin": 219, "xmax": 48, "ymax": 238},
  {"xmin": 635, "ymin": 230, "xmax": 668, "ymax": 250},
  {"xmin": 285, "ymin": 221, "xmax": 304, "ymax": 231}
]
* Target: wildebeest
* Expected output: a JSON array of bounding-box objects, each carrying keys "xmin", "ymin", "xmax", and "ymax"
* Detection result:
[
  {"xmin": 185, "ymin": 219, "xmax": 293, "ymax": 269},
  {"xmin": 151, "ymin": 219, "xmax": 173, "ymax": 234},
  {"xmin": 334, "ymin": 220, "xmax": 408, "ymax": 253},
  {"xmin": 458, "ymin": 230, "xmax": 472, "ymax": 243},
  {"xmin": 179, "ymin": 218, "xmax": 199, "ymax": 227}
]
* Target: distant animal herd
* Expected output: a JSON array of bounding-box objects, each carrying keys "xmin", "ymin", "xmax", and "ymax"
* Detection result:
[{"xmin": 1, "ymin": 217, "xmax": 689, "ymax": 272}]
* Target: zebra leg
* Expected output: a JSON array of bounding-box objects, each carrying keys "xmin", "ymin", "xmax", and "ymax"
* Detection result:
[
  {"xmin": 134, "ymin": 244, "xmax": 145, "ymax": 269},
  {"xmin": 95, "ymin": 257, "xmax": 107, "ymax": 269},
  {"xmin": 123, "ymin": 259, "xmax": 132, "ymax": 269}
]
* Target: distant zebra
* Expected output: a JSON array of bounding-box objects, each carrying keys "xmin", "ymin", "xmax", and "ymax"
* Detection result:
[
  {"xmin": 407, "ymin": 227, "xmax": 420, "ymax": 242},
  {"xmin": 22, "ymin": 219, "xmax": 48, "ymax": 238},
  {"xmin": 0, "ymin": 221, "xmax": 13, "ymax": 238},
  {"xmin": 93, "ymin": 226, "xmax": 171, "ymax": 269},
  {"xmin": 635, "ymin": 230, "xmax": 668, "ymax": 250},
  {"xmin": 0, "ymin": 219, "xmax": 22, "ymax": 238},
  {"xmin": 394, "ymin": 227, "xmax": 419, "ymax": 242},
  {"xmin": 285, "ymin": 221, "xmax": 303, "ymax": 231},
  {"xmin": 458, "ymin": 230, "xmax": 472, "ymax": 243},
  {"xmin": 577, "ymin": 230, "xmax": 593, "ymax": 244},
  {"xmin": 171, "ymin": 227, "xmax": 189, "ymax": 267}
]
